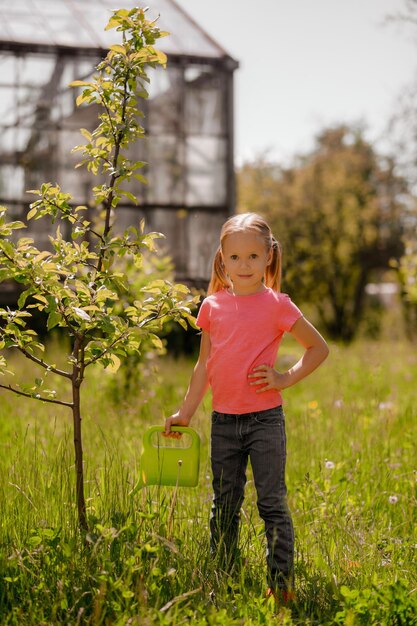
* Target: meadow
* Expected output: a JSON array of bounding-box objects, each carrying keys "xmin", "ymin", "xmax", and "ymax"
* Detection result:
[{"xmin": 0, "ymin": 319, "xmax": 416, "ymax": 625}]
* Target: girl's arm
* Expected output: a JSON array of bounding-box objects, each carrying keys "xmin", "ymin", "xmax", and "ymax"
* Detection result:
[
  {"xmin": 164, "ymin": 331, "xmax": 211, "ymax": 437},
  {"xmin": 248, "ymin": 317, "xmax": 329, "ymax": 392}
]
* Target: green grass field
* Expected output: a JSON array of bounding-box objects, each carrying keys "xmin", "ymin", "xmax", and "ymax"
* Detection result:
[{"xmin": 1, "ymin": 329, "xmax": 416, "ymax": 625}]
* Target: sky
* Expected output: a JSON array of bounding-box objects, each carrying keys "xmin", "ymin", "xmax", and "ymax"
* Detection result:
[{"xmin": 177, "ymin": 0, "xmax": 416, "ymax": 165}]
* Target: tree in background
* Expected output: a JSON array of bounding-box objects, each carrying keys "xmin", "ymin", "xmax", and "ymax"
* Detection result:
[
  {"xmin": 238, "ymin": 126, "xmax": 407, "ymax": 342},
  {"xmin": 0, "ymin": 8, "xmax": 196, "ymax": 533},
  {"xmin": 396, "ymin": 239, "xmax": 417, "ymax": 336},
  {"xmin": 386, "ymin": 0, "xmax": 417, "ymax": 334},
  {"xmin": 386, "ymin": 0, "xmax": 417, "ymax": 187}
]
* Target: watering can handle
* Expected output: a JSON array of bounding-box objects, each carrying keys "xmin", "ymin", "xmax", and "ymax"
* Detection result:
[{"xmin": 143, "ymin": 425, "xmax": 199, "ymax": 449}]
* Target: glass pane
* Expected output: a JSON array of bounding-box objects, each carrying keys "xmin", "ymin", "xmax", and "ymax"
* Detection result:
[
  {"xmin": 150, "ymin": 209, "xmax": 188, "ymax": 274},
  {"xmin": 148, "ymin": 66, "xmax": 183, "ymax": 134},
  {"xmin": 0, "ymin": 90, "xmax": 17, "ymax": 125},
  {"xmin": 0, "ymin": 165, "xmax": 25, "ymax": 200},
  {"xmin": 146, "ymin": 136, "xmax": 185, "ymax": 205},
  {"xmin": 0, "ymin": 54, "xmax": 16, "ymax": 84},
  {"xmin": 185, "ymin": 66, "xmax": 226, "ymax": 136},
  {"xmin": 186, "ymin": 137, "xmax": 227, "ymax": 205},
  {"xmin": 17, "ymin": 55, "xmax": 56, "ymax": 86},
  {"xmin": 187, "ymin": 211, "xmax": 227, "ymax": 279}
]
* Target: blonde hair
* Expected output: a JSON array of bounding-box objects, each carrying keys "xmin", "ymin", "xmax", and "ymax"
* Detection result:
[{"xmin": 207, "ymin": 213, "xmax": 282, "ymax": 295}]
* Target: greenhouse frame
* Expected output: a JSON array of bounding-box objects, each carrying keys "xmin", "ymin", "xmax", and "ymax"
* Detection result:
[{"xmin": 0, "ymin": 0, "xmax": 238, "ymax": 301}]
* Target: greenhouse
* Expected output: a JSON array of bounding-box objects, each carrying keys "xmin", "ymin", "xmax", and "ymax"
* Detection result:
[{"xmin": 0, "ymin": 0, "xmax": 238, "ymax": 301}]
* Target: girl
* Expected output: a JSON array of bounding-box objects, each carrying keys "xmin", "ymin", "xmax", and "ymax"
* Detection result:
[{"xmin": 164, "ymin": 212, "xmax": 329, "ymax": 604}]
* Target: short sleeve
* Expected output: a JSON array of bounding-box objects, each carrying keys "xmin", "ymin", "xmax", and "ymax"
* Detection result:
[
  {"xmin": 277, "ymin": 293, "xmax": 303, "ymax": 332},
  {"xmin": 196, "ymin": 297, "xmax": 211, "ymax": 331}
]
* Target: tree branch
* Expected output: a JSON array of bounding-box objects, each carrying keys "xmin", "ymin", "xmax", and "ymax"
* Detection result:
[
  {"xmin": 1, "ymin": 249, "xmax": 82, "ymax": 337},
  {"xmin": 83, "ymin": 307, "xmax": 169, "ymax": 369},
  {"xmin": 17, "ymin": 346, "xmax": 72, "ymax": 379},
  {"xmin": 0, "ymin": 383, "xmax": 73, "ymax": 408},
  {"xmin": 97, "ymin": 66, "xmax": 131, "ymax": 274},
  {"xmin": 52, "ymin": 202, "xmax": 105, "ymax": 243},
  {"xmin": 83, "ymin": 331, "xmax": 129, "ymax": 368}
]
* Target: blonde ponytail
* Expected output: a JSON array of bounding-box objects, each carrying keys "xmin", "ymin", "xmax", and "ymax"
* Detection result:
[
  {"xmin": 207, "ymin": 246, "xmax": 231, "ymax": 295},
  {"xmin": 265, "ymin": 237, "xmax": 282, "ymax": 292}
]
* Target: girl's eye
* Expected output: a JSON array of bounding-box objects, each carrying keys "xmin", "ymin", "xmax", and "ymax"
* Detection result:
[
  {"xmin": 230, "ymin": 255, "xmax": 238, "ymax": 260},
  {"xmin": 250, "ymin": 254, "xmax": 258, "ymax": 259}
]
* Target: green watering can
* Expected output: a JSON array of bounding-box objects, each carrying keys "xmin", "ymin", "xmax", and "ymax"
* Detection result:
[{"xmin": 130, "ymin": 426, "xmax": 200, "ymax": 495}]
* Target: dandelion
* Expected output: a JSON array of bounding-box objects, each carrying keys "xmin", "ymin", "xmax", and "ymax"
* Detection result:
[
  {"xmin": 308, "ymin": 400, "xmax": 318, "ymax": 410},
  {"xmin": 388, "ymin": 495, "xmax": 398, "ymax": 504},
  {"xmin": 325, "ymin": 460, "xmax": 335, "ymax": 469}
]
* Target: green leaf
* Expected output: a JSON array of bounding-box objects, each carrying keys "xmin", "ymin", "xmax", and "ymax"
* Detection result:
[
  {"xmin": 104, "ymin": 17, "xmax": 120, "ymax": 31},
  {"xmin": 119, "ymin": 190, "xmax": 138, "ymax": 204},
  {"xmin": 18, "ymin": 289, "xmax": 34, "ymax": 309},
  {"xmin": 133, "ymin": 173, "xmax": 148, "ymax": 184},
  {"xmin": 80, "ymin": 128, "xmax": 93, "ymax": 141},
  {"xmin": 72, "ymin": 307, "xmax": 91, "ymax": 322},
  {"xmin": 109, "ymin": 44, "xmax": 126, "ymax": 55},
  {"xmin": 47, "ymin": 310, "xmax": 61, "ymax": 331},
  {"xmin": 28, "ymin": 535, "xmax": 42, "ymax": 547},
  {"xmin": 177, "ymin": 318, "xmax": 188, "ymax": 331},
  {"xmin": 153, "ymin": 49, "xmax": 167, "ymax": 66},
  {"xmin": 69, "ymin": 80, "xmax": 92, "ymax": 87},
  {"xmin": 149, "ymin": 334, "xmax": 163, "ymax": 350},
  {"xmin": 76, "ymin": 93, "xmax": 93, "ymax": 107},
  {"xmin": 104, "ymin": 354, "xmax": 121, "ymax": 373}
]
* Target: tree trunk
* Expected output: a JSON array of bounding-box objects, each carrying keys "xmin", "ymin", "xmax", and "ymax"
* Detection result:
[
  {"xmin": 72, "ymin": 381, "xmax": 88, "ymax": 532},
  {"xmin": 72, "ymin": 336, "xmax": 88, "ymax": 533}
]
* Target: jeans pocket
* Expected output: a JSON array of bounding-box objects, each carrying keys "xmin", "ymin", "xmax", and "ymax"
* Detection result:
[
  {"xmin": 254, "ymin": 406, "xmax": 284, "ymax": 426},
  {"xmin": 211, "ymin": 411, "xmax": 222, "ymax": 425}
]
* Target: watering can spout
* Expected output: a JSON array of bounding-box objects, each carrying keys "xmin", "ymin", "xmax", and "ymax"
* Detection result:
[{"xmin": 130, "ymin": 426, "xmax": 200, "ymax": 494}]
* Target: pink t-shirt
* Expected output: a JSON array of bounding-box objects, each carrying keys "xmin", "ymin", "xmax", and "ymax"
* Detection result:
[{"xmin": 196, "ymin": 288, "xmax": 303, "ymax": 414}]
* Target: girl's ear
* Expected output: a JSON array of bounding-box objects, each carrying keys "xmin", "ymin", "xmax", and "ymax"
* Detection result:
[{"xmin": 266, "ymin": 249, "xmax": 273, "ymax": 266}]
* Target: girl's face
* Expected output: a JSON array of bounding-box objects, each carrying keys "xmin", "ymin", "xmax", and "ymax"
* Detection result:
[{"xmin": 221, "ymin": 231, "xmax": 272, "ymax": 296}]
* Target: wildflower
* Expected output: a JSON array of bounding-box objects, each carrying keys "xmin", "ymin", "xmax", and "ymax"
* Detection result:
[
  {"xmin": 378, "ymin": 401, "xmax": 394, "ymax": 411},
  {"xmin": 325, "ymin": 460, "xmax": 335, "ymax": 469},
  {"xmin": 334, "ymin": 399, "xmax": 343, "ymax": 408},
  {"xmin": 388, "ymin": 495, "xmax": 398, "ymax": 504},
  {"xmin": 308, "ymin": 400, "xmax": 318, "ymax": 410}
]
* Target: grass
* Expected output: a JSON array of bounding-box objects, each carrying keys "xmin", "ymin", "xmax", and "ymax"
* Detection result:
[{"xmin": 1, "ymin": 328, "xmax": 417, "ymax": 624}]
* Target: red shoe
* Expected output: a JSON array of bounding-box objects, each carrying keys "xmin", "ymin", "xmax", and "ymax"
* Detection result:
[{"xmin": 266, "ymin": 587, "xmax": 296, "ymax": 605}]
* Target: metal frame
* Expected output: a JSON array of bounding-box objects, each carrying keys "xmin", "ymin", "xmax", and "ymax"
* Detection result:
[{"xmin": 0, "ymin": 2, "xmax": 238, "ymax": 293}]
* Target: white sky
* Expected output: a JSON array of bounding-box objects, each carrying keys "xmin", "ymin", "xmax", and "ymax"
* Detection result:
[{"xmin": 177, "ymin": 0, "xmax": 416, "ymax": 164}]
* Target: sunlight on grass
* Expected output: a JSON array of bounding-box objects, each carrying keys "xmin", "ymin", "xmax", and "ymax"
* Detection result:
[{"xmin": 1, "ymin": 332, "xmax": 417, "ymax": 624}]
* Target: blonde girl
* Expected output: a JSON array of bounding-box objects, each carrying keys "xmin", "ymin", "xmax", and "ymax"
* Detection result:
[{"xmin": 164, "ymin": 213, "xmax": 329, "ymax": 604}]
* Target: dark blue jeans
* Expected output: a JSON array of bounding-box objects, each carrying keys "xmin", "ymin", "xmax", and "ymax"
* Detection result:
[{"xmin": 210, "ymin": 405, "xmax": 294, "ymax": 591}]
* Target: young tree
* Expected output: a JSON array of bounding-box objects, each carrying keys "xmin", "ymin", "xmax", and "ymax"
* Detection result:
[
  {"xmin": 238, "ymin": 126, "xmax": 407, "ymax": 341},
  {"xmin": 0, "ymin": 8, "xmax": 196, "ymax": 533}
]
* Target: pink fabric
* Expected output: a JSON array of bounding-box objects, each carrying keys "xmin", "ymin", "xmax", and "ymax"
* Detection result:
[{"xmin": 196, "ymin": 288, "xmax": 303, "ymax": 413}]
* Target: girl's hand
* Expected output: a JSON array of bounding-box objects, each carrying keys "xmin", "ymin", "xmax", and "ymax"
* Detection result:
[
  {"xmin": 248, "ymin": 365, "xmax": 288, "ymax": 392},
  {"xmin": 163, "ymin": 412, "xmax": 191, "ymax": 438}
]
